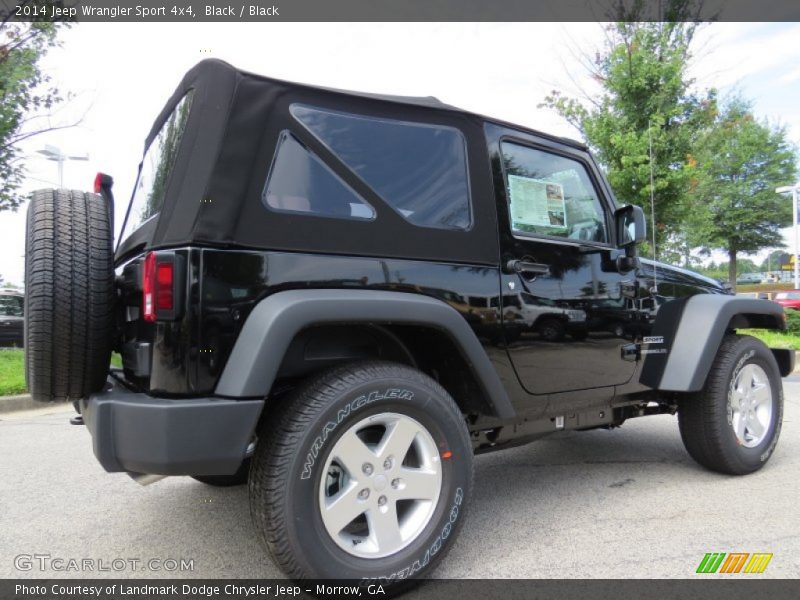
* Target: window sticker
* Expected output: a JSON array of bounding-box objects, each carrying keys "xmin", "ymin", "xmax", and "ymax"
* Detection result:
[{"xmin": 507, "ymin": 175, "xmax": 567, "ymax": 232}]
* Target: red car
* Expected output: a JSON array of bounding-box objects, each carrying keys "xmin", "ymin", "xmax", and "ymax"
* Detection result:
[{"xmin": 774, "ymin": 290, "xmax": 800, "ymax": 310}]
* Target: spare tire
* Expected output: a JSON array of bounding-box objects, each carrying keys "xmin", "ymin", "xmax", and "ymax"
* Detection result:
[{"xmin": 25, "ymin": 189, "xmax": 114, "ymax": 402}]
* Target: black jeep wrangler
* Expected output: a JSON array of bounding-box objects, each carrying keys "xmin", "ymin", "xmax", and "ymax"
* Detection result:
[{"xmin": 24, "ymin": 60, "xmax": 791, "ymax": 583}]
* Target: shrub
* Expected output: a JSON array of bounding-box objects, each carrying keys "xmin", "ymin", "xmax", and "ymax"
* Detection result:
[{"xmin": 784, "ymin": 309, "xmax": 800, "ymax": 335}]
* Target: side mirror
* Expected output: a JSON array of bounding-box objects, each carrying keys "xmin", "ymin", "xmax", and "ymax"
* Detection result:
[{"xmin": 615, "ymin": 204, "xmax": 646, "ymax": 249}]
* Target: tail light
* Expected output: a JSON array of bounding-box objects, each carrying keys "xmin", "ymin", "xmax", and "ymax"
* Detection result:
[
  {"xmin": 93, "ymin": 173, "xmax": 105, "ymax": 193},
  {"xmin": 142, "ymin": 251, "xmax": 183, "ymax": 322},
  {"xmin": 93, "ymin": 172, "xmax": 115, "ymax": 232}
]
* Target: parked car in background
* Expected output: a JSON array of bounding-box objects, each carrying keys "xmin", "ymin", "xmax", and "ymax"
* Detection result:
[
  {"xmin": 774, "ymin": 290, "xmax": 800, "ymax": 310},
  {"xmin": 736, "ymin": 273, "xmax": 763, "ymax": 285},
  {"xmin": 0, "ymin": 290, "xmax": 24, "ymax": 347}
]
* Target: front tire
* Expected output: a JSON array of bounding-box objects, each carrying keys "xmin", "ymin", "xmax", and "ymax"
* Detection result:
[
  {"xmin": 678, "ymin": 334, "xmax": 783, "ymax": 475},
  {"xmin": 249, "ymin": 361, "xmax": 472, "ymax": 582}
]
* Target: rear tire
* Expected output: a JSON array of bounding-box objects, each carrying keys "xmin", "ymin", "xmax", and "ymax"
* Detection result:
[
  {"xmin": 678, "ymin": 334, "xmax": 783, "ymax": 475},
  {"xmin": 25, "ymin": 189, "xmax": 114, "ymax": 402},
  {"xmin": 249, "ymin": 361, "xmax": 472, "ymax": 582}
]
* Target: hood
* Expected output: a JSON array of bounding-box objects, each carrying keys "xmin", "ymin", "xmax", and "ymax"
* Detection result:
[{"xmin": 638, "ymin": 258, "xmax": 728, "ymax": 293}]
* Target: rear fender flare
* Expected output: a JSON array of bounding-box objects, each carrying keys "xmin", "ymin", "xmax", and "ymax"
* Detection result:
[{"xmin": 215, "ymin": 289, "xmax": 515, "ymax": 419}]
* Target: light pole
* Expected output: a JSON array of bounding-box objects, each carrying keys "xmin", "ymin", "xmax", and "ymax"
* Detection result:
[
  {"xmin": 777, "ymin": 183, "xmax": 800, "ymax": 289},
  {"xmin": 36, "ymin": 144, "xmax": 89, "ymax": 188}
]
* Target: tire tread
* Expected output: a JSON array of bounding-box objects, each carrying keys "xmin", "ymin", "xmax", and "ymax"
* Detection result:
[{"xmin": 25, "ymin": 189, "xmax": 114, "ymax": 402}]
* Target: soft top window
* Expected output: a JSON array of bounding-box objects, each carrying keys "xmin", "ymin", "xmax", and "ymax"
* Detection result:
[
  {"xmin": 291, "ymin": 104, "xmax": 472, "ymax": 230},
  {"xmin": 263, "ymin": 131, "xmax": 375, "ymax": 221},
  {"xmin": 121, "ymin": 91, "xmax": 194, "ymax": 241}
]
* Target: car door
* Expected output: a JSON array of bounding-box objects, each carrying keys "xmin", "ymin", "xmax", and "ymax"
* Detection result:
[
  {"xmin": 487, "ymin": 124, "xmax": 638, "ymax": 395},
  {"xmin": 0, "ymin": 294, "xmax": 24, "ymax": 347}
]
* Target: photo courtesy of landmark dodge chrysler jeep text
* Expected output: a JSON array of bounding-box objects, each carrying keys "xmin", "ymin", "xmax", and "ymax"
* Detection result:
[{"xmin": 24, "ymin": 60, "xmax": 792, "ymax": 584}]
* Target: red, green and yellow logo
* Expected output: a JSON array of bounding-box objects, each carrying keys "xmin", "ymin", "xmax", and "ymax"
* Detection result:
[{"xmin": 696, "ymin": 552, "xmax": 773, "ymax": 574}]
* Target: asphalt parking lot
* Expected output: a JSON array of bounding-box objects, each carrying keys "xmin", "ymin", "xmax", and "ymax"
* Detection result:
[{"xmin": 1, "ymin": 379, "xmax": 799, "ymax": 580}]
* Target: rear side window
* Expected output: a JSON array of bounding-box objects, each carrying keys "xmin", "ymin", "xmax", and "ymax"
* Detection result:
[
  {"xmin": 121, "ymin": 91, "xmax": 193, "ymax": 239},
  {"xmin": 263, "ymin": 131, "xmax": 375, "ymax": 220},
  {"xmin": 291, "ymin": 104, "xmax": 472, "ymax": 230}
]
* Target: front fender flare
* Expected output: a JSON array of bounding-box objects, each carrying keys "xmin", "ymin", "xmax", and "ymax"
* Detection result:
[
  {"xmin": 640, "ymin": 295, "xmax": 786, "ymax": 392},
  {"xmin": 215, "ymin": 289, "xmax": 515, "ymax": 419}
]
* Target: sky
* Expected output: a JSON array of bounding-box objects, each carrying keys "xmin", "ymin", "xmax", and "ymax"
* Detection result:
[{"xmin": 2, "ymin": 21, "xmax": 800, "ymax": 286}]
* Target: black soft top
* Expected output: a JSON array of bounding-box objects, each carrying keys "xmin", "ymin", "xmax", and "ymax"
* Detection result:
[{"xmin": 118, "ymin": 59, "xmax": 585, "ymax": 266}]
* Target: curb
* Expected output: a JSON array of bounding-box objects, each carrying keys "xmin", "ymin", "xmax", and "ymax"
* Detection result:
[{"xmin": 0, "ymin": 394, "xmax": 37, "ymax": 414}]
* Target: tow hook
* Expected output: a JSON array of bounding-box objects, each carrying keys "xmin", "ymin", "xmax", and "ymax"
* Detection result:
[{"xmin": 69, "ymin": 414, "xmax": 84, "ymax": 426}]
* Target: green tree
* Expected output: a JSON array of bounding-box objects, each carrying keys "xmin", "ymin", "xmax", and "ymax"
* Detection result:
[
  {"xmin": 690, "ymin": 98, "xmax": 797, "ymax": 285},
  {"xmin": 759, "ymin": 249, "xmax": 788, "ymax": 272},
  {"xmin": 541, "ymin": 6, "xmax": 715, "ymax": 248},
  {"xmin": 0, "ymin": 2, "xmax": 68, "ymax": 211}
]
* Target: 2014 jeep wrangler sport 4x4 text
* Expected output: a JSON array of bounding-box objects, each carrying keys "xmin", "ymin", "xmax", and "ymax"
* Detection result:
[{"xmin": 24, "ymin": 60, "xmax": 792, "ymax": 583}]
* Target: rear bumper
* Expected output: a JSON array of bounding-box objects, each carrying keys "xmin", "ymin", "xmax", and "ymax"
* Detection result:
[{"xmin": 79, "ymin": 377, "xmax": 264, "ymax": 476}]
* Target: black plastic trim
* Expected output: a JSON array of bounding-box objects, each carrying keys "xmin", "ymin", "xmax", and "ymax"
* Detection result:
[
  {"xmin": 771, "ymin": 348, "xmax": 795, "ymax": 377},
  {"xmin": 80, "ymin": 378, "xmax": 263, "ymax": 476},
  {"xmin": 640, "ymin": 295, "xmax": 786, "ymax": 391},
  {"xmin": 215, "ymin": 289, "xmax": 516, "ymax": 419}
]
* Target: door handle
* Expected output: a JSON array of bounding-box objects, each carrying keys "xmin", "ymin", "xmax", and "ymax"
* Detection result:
[{"xmin": 506, "ymin": 259, "xmax": 550, "ymax": 278}]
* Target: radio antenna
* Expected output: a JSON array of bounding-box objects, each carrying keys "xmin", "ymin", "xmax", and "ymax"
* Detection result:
[{"xmin": 648, "ymin": 120, "xmax": 658, "ymax": 293}]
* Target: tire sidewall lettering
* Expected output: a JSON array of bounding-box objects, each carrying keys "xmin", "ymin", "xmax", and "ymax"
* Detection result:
[
  {"xmin": 300, "ymin": 388, "xmax": 414, "ymax": 480},
  {"xmin": 282, "ymin": 373, "xmax": 471, "ymax": 580},
  {"xmin": 360, "ymin": 486, "xmax": 464, "ymax": 585}
]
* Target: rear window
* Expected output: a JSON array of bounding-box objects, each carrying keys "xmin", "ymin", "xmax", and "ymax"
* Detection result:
[
  {"xmin": 290, "ymin": 104, "xmax": 472, "ymax": 230},
  {"xmin": 777, "ymin": 292, "xmax": 800, "ymax": 300},
  {"xmin": 121, "ymin": 91, "xmax": 193, "ymax": 239}
]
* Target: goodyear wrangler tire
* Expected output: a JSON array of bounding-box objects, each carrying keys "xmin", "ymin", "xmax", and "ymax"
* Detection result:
[
  {"xmin": 25, "ymin": 189, "xmax": 114, "ymax": 403},
  {"xmin": 678, "ymin": 334, "xmax": 783, "ymax": 475},
  {"xmin": 249, "ymin": 361, "xmax": 472, "ymax": 582}
]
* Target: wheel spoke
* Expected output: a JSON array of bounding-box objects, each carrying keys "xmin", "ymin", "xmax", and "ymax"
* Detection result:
[
  {"xmin": 738, "ymin": 364, "xmax": 755, "ymax": 393},
  {"xmin": 377, "ymin": 417, "xmax": 419, "ymax": 463},
  {"xmin": 746, "ymin": 414, "xmax": 765, "ymax": 440},
  {"xmin": 751, "ymin": 382, "xmax": 771, "ymax": 408},
  {"xmin": 395, "ymin": 467, "xmax": 440, "ymax": 501},
  {"xmin": 322, "ymin": 481, "xmax": 365, "ymax": 535},
  {"xmin": 333, "ymin": 430, "xmax": 378, "ymax": 478},
  {"xmin": 735, "ymin": 413, "xmax": 747, "ymax": 442},
  {"xmin": 368, "ymin": 502, "xmax": 403, "ymax": 552},
  {"xmin": 730, "ymin": 389, "xmax": 745, "ymax": 411}
]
